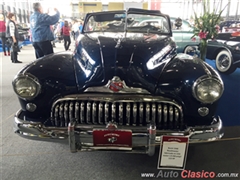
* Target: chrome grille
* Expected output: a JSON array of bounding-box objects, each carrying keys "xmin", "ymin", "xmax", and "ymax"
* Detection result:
[{"xmin": 51, "ymin": 95, "xmax": 184, "ymax": 130}]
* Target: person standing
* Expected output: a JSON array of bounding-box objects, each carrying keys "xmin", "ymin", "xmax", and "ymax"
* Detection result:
[
  {"xmin": 30, "ymin": 2, "xmax": 60, "ymax": 59},
  {"xmin": 79, "ymin": 22, "xmax": 83, "ymax": 33},
  {"xmin": 72, "ymin": 21, "xmax": 80, "ymax": 40},
  {"xmin": 5, "ymin": 13, "xmax": 21, "ymax": 63},
  {"xmin": 0, "ymin": 14, "xmax": 10, "ymax": 56},
  {"xmin": 62, "ymin": 20, "xmax": 71, "ymax": 51}
]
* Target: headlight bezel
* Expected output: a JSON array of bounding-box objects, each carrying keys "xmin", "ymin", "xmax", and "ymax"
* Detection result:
[
  {"xmin": 192, "ymin": 75, "xmax": 224, "ymax": 104},
  {"xmin": 12, "ymin": 74, "xmax": 41, "ymax": 100}
]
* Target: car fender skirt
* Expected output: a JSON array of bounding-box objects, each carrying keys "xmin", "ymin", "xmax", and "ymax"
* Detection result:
[{"xmin": 14, "ymin": 109, "xmax": 223, "ymax": 156}]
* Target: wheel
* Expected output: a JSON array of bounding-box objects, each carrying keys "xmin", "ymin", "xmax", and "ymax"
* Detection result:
[{"xmin": 215, "ymin": 50, "xmax": 236, "ymax": 74}]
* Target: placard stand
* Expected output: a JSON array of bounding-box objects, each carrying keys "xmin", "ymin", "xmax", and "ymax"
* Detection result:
[{"xmin": 157, "ymin": 136, "xmax": 189, "ymax": 170}]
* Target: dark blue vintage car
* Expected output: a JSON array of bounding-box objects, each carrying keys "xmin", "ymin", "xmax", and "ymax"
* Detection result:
[
  {"xmin": 206, "ymin": 32, "xmax": 240, "ymax": 74},
  {"xmin": 13, "ymin": 9, "xmax": 224, "ymax": 156}
]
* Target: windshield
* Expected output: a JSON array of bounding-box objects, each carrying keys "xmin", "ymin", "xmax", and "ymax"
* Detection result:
[{"xmin": 84, "ymin": 12, "xmax": 170, "ymax": 34}]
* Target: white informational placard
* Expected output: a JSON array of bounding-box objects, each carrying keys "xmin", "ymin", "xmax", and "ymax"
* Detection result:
[{"xmin": 157, "ymin": 136, "xmax": 189, "ymax": 170}]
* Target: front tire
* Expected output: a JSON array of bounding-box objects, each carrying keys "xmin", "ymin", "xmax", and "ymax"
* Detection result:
[{"xmin": 215, "ymin": 50, "xmax": 236, "ymax": 74}]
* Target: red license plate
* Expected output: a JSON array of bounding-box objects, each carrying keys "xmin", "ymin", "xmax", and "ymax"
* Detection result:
[{"xmin": 93, "ymin": 129, "xmax": 132, "ymax": 150}]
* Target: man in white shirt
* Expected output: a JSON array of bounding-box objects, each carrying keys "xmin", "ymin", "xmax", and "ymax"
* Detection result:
[{"xmin": 72, "ymin": 21, "xmax": 79, "ymax": 40}]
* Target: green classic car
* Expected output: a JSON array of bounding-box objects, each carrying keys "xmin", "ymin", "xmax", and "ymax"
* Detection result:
[
  {"xmin": 130, "ymin": 17, "xmax": 199, "ymax": 54},
  {"xmin": 170, "ymin": 17, "xmax": 199, "ymax": 53}
]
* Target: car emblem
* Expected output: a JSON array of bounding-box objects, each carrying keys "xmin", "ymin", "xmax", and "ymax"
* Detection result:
[
  {"xmin": 109, "ymin": 76, "xmax": 124, "ymax": 92},
  {"xmin": 108, "ymin": 137, "xmax": 117, "ymax": 143}
]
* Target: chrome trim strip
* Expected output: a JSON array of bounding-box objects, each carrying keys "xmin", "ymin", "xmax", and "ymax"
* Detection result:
[
  {"xmin": 90, "ymin": 147, "xmax": 132, "ymax": 150},
  {"xmin": 233, "ymin": 59, "xmax": 240, "ymax": 65},
  {"xmin": 51, "ymin": 94, "xmax": 183, "ymax": 112}
]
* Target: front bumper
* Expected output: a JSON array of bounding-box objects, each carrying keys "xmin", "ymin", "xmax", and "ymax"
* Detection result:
[{"xmin": 14, "ymin": 109, "xmax": 223, "ymax": 156}]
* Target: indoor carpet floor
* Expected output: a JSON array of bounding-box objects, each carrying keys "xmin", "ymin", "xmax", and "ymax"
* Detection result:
[{"xmin": 206, "ymin": 59, "xmax": 240, "ymax": 126}]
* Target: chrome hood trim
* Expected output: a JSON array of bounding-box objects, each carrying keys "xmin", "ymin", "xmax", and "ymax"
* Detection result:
[{"xmin": 84, "ymin": 76, "xmax": 151, "ymax": 94}]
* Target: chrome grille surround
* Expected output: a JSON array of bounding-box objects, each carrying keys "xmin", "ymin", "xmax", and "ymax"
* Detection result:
[{"xmin": 51, "ymin": 94, "xmax": 184, "ymax": 129}]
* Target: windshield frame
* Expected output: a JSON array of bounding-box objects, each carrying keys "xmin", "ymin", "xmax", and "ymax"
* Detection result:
[{"xmin": 82, "ymin": 9, "xmax": 172, "ymax": 36}]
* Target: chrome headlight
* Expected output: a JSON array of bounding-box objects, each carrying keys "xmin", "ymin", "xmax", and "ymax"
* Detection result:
[
  {"xmin": 12, "ymin": 74, "xmax": 41, "ymax": 100},
  {"xmin": 192, "ymin": 76, "xmax": 224, "ymax": 104}
]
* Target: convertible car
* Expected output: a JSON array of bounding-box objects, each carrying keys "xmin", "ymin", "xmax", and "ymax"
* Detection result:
[
  {"xmin": 13, "ymin": 9, "xmax": 224, "ymax": 156},
  {"xmin": 206, "ymin": 32, "xmax": 240, "ymax": 74}
]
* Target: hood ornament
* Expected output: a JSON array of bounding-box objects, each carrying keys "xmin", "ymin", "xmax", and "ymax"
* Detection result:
[
  {"xmin": 84, "ymin": 76, "xmax": 151, "ymax": 94},
  {"xmin": 109, "ymin": 76, "xmax": 124, "ymax": 92}
]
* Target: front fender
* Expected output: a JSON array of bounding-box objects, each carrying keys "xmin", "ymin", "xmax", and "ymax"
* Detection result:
[
  {"xmin": 155, "ymin": 54, "xmax": 221, "ymax": 126},
  {"xmin": 16, "ymin": 52, "xmax": 78, "ymax": 120}
]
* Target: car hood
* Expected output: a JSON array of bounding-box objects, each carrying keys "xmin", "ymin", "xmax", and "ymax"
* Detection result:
[{"xmin": 73, "ymin": 32, "xmax": 176, "ymax": 93}]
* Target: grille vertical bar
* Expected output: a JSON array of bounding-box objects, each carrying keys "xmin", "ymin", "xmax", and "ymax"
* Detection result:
[
  {"xmin": 80, "ymin": 102, "xmax": 84, "ymax": 123},
  {"xmin": 64, "ymin": 102, "xmax": 68, "ymax": 127},
  {"xmin": 51, "ymin": 100, "xmax": 183, "ymax": 129},
  {"xmin": 86, "ymin": 102, "xmax": 91, "ymax": 124},
  {"xmin": 54, "ymin": 104, "xmax": 59, "ymax": 126},
  {"xmin": 163, "ymin": 105, "xmax": 168, "ymax": 127},
  {"xmin": 59, "ymin": 103, "xmax": 64, "ymax": 127},
  {"xmin": 98, "ymin": 103, "xmax": 103, "ymax": 124},
  {"xmin": 157, "ymin": 104, "xmax": 162, "ymax": 127},
  {"xmin": 126, "ymin": 103, "xmax": 130, "ymax": 126},
  {"xmin": 75, "ymin": 102, "xmax": 79, "ymax": 123},
  {"xmin": 139, "ymin": 103, "xmax": 143, "ymax": 126},
  {"xmin": 69, "ymin": 102, "xmax": 74, "ymax": 123},
  {"xmin": 105, "ymin": 102, "xmax": 109, "ymax": 124},
  {"xmin": 132, "ymin": 103, "xmax": 137, "ymax": 126},
  {"xmin": 92, "ymin": 102, "xmax": 97, "ymax": 124},
  {"xmin": 152, "ymin": 103, "xmax": 156, "ymax": 125},
  {"xmin": 146, "ymin": 103, "xmax": 150, "ymax": 124},
  {"xmin": 112, "ymin": 103, "xmax": 116, "ymax": 122},
  {"xmin": 119, "ymin": 103, "xmax": 123, "ymax": 125}
]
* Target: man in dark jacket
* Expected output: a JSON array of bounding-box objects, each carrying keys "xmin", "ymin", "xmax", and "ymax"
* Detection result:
[
  {"xmin": 6, "ymin": 13, "xmax": 21, "ymax": 63},
  {"xmin": 30, "ymin": 3, "xmax": 60, "ymax": 58}
]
